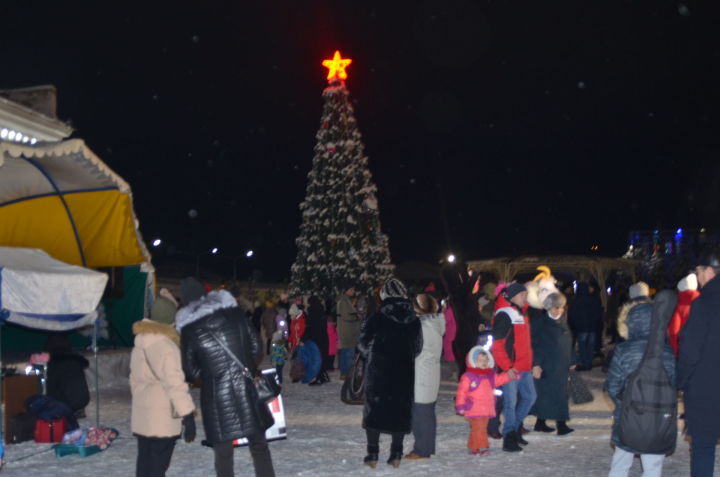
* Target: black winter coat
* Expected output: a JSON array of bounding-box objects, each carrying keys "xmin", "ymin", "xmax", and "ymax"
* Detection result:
[
  {"xmin": 568, "ymin": 283, "xmax": 603, "ymax": 333},
  {"xmin": 179, "ymin": 291, "xmax": 273, "ymax": 444},
  {"xmin": 302, "ymin": 296, "xmax": 329, "ymax": 359},
  {"xmin": 358, "ymin": 297, "xmax": 422, "ymax": 434},
  {"xmin": 531, "ymin": 312, "xmax": 573, "ymax": 421},
  {"xmin": 678, "ymin": 276, "xmax": 720, "ymax": 440},
  {"xmin": 606, "ymin": 301, "xmax": 675, "ymax": 452},
  {"xmin": 46, "ymin": 354, "xmax": 90, "ymax": 412}
]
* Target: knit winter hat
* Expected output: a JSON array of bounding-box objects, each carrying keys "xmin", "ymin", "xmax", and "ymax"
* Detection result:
[
  {"xmin": 180, "ymin": 277, "xmax": 205, "ymax": 304},
  {"xmin": 504, "ymin": 282, "xmax": 527, "ymax": 300},
  {"xmin": 289, "ymin": 303, "xmax": 301, "ymax": 316},
  {"xmin": 150, "ymin": 295, "xmax": 178, "ymax": 325},
  {"xmin": 380, "ymin": 277, "xmax": 408, "ymax": 300},
  {"xmin": 629, "ymin": 281, "xmax": 650, "ymax": 299},
  {"xmin": 677, "ymin": 274, "xmax": 698, "ymax": 292},
  {"xmin": 413, "ymin": 293, "xmax": 439, "ymax": 315}
]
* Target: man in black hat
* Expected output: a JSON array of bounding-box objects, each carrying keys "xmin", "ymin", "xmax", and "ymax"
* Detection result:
[
  {"xmin": 491, "ymin": 283, "xmax": 537, "ymax": 453},
  {"xmin": 678, "ymin": 247, "xmax": 720, "ymax": 477}
]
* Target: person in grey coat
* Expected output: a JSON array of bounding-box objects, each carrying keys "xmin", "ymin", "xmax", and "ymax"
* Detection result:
[
  {"xmin": 606, "ymin": 290, "xmax": 676, "ymax": 477},
  {"xmin": 406, "ymin": 294, "xmax": 445, "ymax": 460}
]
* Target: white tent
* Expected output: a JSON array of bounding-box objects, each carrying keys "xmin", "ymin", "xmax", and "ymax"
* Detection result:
[{"xmin": 0, "ymin": 246, "xmax": 108, "ymax": 441}]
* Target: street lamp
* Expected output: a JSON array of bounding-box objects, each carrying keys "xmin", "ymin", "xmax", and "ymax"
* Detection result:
[
  {"xmin": 152, "ymin": 238, "xmax": 162, "ymax": 247},
  {"xmin": 196, "ymin": 247, "xmax": 219, "ymax": 278},
  {"xmin": 233, "ymin": 251, "xmax": 255, "ymax": 281},
  {"xmin": 447, "ymin": 254, "xmax": 456, "ymax": 263}
]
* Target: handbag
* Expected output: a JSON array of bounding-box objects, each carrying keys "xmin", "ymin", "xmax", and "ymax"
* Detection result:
[
  {"xmin": 208, "ymin": 331, "xmax": 281, "ymax": 404},
  {"xmin": 567, "ymin": 369, "xmax": 594, "ymax": 404},
  {"xmin": 340, "ymin": 352, "xmax": 366, "ymax": 405}
]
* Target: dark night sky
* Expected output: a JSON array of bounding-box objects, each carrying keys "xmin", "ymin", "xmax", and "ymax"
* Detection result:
[{"xmin": 2, "ymin": 1, "xmax": 718, "ymax": 280}]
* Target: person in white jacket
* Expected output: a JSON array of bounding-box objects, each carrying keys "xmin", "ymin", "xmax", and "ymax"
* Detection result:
[
  {"xmin": 130, "ymin": 288, "xmax": 196, "ymax": 477},
  {"xmin": 406, "ymin": 294, "xmax": 446, "ymax": 460}
]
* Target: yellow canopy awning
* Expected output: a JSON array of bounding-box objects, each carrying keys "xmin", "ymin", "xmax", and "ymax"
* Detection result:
[{"xmin": 0, "ymin": 139, "xmax": 151, "ymax": 268}]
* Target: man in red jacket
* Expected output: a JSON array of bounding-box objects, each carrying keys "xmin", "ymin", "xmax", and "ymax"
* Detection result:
[{"xmin": 492, "ymin": 283, "xmax": 536, "ymax": 452}]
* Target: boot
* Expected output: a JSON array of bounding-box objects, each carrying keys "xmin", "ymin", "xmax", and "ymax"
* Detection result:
[
  {"xmin": 364, "ymin": 445, "xmax": 379, "ymax": 469},
  {"xmin": 387, "ymin": 450, "xmax": 402, "ymax": 468},
  {"xmin": 516, "ymin": 430, "xmax": 529, "ymax": 446},
  {"xmin": 321, "ymin": 371, "xmax": 331, "ymax": 383},
  {"xmin": 534, "ymin": 418, "xmax": 555, "ymax": 433},
  {"xmin": 502, "ymin": 431, "xmax": 522, "ymax": 452},
  {"xmin": 557, "ymin": 421, "xmax": 575, "ymax": 436}
]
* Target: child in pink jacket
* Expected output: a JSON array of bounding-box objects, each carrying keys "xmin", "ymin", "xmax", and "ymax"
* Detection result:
[{"xmin": 456, "ymin": 345, "xmax": 516, "ymax": 455}]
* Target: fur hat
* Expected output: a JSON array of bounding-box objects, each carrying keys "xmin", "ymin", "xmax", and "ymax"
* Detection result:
[
  {"xmin": 413, "ymin": 293, "xmax": 439, "ymax": 315},
  {"xmin": 629, "ymin": 281, "xmax": 650, "ymax": 299},
  {"xmin": 380, "ymin": 277, "xmax": 408, "ymax": 300},
  {"xmin": 504, "ymin": 282, "xmax": 527, "ymax": 300},
  {"xmin": 466, "ymin": 345, "xmax": 495, "ymax": 369},
  {"xmin": 289, "ymin": 303, "xmax": 301, "ymax": 316},
  {"xmin": 677, "ymin": 273, "xmax": 698, "ymax": 292}
]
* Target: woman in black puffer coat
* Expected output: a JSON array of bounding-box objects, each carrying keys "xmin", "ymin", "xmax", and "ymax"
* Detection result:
[
  {"xmin": 178, "ymin": 280, "xmax": 275, "ymax": 477},
  {"xmin": 357, "ymin": 278, "xmax": 422, "ymax": 469}
]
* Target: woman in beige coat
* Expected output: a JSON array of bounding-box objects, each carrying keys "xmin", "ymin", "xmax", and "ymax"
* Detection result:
[{"xmin": 130, "ymin": 289, "xmax": 196, "ymax": 477}]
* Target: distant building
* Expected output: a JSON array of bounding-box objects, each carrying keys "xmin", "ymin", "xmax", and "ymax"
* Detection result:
[{"xmin": 0, "ymin": 85, "xmax": 72, "ymax": 144}]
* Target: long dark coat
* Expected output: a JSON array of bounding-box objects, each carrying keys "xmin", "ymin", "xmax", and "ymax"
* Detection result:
[
  {"xmin": 568, "ymin": 283, "xmax": 603, "ymax": 333},
  {"xmin": 678, "ymin": 275, "xmax": 720, "ymax": 440},
  {"xmin": 179, "ymin": 291, "xmax": 274, "ymax": 444},
  {"xmin": 358, "ymin": 297, "xmax": 422, "ymax": 434},
  {"xmin": 302, "ymin": 296, "xmax": 329, "ymax": 366},
  {"xmin": 531, "ymin": 311, "xmax": 573, "ymax": 421}
]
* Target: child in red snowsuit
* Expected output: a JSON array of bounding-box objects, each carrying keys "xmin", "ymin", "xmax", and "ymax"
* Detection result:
[{"xmin": 456, "ymin": 345, "xmax": 516, "ymax": 455}]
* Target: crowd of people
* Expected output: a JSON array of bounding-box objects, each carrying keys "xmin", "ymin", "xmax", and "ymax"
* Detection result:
[{"xmin": 121, "ymin": 247, "xmax": 720, "ymax": 477}]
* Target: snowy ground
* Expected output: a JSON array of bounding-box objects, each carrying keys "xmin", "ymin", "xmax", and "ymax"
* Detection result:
[{"xmin": 2, "ymin": 360, "xmax": 713, "ymax": 476}]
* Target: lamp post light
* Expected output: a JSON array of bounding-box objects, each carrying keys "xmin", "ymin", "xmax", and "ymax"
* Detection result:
[
  {"xmin": 152, "ymin": 238, "xmax": 162, "ymax": 247},
  {"xmin": 232, "ymin": 250, "xmax": 255, "ymax": 281},
  {"xmin": 196, "ymin": 247, "xmax": 219, "ymax": 278},
  {"xmin": 447, "ymin": 253, "xmax": 456, "ymax": 264}
]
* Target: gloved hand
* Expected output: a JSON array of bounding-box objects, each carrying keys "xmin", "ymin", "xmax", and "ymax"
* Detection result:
[{"xmin": 182, "ymin": 414, "xmax": 196, "ymax": 443}]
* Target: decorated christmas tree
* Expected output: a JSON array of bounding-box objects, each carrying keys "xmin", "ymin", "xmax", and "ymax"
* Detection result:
[{"xmin": 290, "ymin": 51, "xmax": 393, "ymax": 298}]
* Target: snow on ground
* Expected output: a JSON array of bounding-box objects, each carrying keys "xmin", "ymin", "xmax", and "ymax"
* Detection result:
[{"xmin": 2, "ymin": 361, "xmax": 713, "ymax": 476}]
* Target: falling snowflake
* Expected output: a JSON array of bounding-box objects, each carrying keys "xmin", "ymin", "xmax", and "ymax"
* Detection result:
[
  {"xmin": 188, "ymin": 209, "xmax": 198, "ymax": 219},
  {"xmin": 191, "ymin": 35, "xmax": 200, "ymax": 43},
  {"xmin": 678, "ymin": 4, "xmax": 690, "ymax": 16},
  {"xmin": 409, "ymin": 178, "xmax": 416, "ymax": 184},
  {"xmin": 577, "ymin": 81, "xmax": 586, "ymax": 90}
]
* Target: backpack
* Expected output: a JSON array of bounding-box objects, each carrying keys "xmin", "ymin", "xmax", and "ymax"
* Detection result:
[{"xmin": 617, "ymin": 291, "xmax": 677, "ymax": 454}]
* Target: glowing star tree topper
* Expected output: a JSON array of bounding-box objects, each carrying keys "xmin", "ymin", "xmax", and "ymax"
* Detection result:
[{"xmin": 322, "ymin": 50, "xmax": 352, "ymax": 81}]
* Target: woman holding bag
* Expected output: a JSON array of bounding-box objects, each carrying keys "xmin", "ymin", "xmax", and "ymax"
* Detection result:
[{"xmin": 177, "ymin": 278, "xmax": 276, "ymax": 477}]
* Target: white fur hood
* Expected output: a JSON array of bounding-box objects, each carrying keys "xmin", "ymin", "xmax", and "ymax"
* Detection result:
[{"xmin": 175, "ymin": 290, "xmax": 237, "ymax": 332}]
